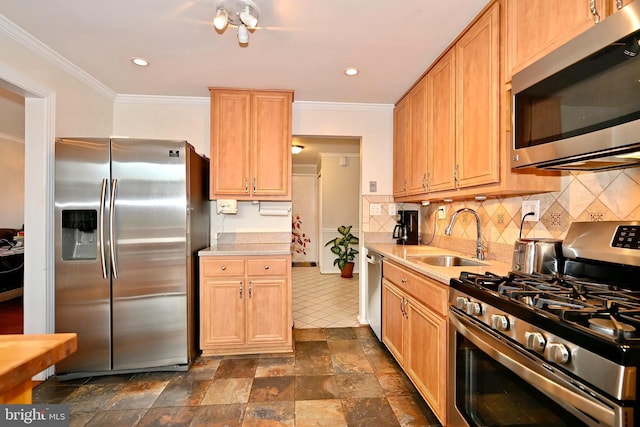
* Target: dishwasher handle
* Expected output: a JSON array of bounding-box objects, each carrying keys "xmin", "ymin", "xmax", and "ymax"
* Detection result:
[{"xmin": 366, "ymin": 250, "xmax": 383, "ymax": 264}]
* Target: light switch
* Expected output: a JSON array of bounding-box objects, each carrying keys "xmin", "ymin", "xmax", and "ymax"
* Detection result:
[{"xmin": 369, "ymin": 181, "xmax": 377, "ymax": 192}]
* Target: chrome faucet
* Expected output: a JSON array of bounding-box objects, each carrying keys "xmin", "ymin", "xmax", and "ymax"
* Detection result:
[{"xmin": 444, "ymin": 208, "xmax": 485, "ymax": 260}]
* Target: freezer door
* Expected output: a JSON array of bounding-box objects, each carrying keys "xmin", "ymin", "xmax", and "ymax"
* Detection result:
[
  {"xmin": 110, "ymin": 139, "xmax": 189, "ymax": 369},
  {"xmin": 54, "ymin": 137, "xmax": 111, "ymax": 373}
]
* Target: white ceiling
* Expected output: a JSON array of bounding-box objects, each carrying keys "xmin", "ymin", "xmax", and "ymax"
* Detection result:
[{"xmin": 0, "ymin": 0, "xmax": 489, "ymax": 104}]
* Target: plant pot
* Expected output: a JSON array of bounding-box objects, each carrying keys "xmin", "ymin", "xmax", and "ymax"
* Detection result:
[{"xmin": 340, "ymin": 262, "xmax": 355, "ymax": 278}]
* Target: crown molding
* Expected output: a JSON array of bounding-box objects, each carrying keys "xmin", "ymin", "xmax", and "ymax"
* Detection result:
[
  {"xmin": 293, "ymin": 101, "xmax": 394, "ymax": 112},
  {"xmin": 0, "ymin": 15, "xmax": 116, "ymax": 101},
  {"xmin": 115, "ymin": 94, "xmax": 209, "ymax": 106}
]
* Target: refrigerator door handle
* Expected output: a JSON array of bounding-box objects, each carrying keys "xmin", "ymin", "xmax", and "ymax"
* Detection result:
[
  {"xmin": 99, "ymin": 178, "xmax": 108, "ymax": 279},
  {"xmin": 110, "ymin": 178, "xmax": 119, "ymax": 278}
]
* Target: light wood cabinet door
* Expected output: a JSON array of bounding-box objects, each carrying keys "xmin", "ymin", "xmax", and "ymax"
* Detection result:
[
  {"xmin": 251, "ymin": 91, "xmax": 292, "ymax": 198},
  {"xmin": 382, "ymin": 280, "xmax": 405, "ymax": 365},
  {"xmin": 209, "ymin": 88, "xmax": 292, "ymax": 200},
  {"xmin": 428, "ymin": 49, "xmax": 457, "ymax": 192},
  {"xmin": 455, "ymin": 2, "xmax": 500, "ymax": 188},
  {"xmin": 405, "ymin": 299, "xmax": 448, "ymax": 423},
  {"xmin": 210, "ymin": 90, "xmax": 251, "ymax": 197},
  {"xmin": 200, "ymin": 255, "xmax": 292, "ymax": 355},
  {"xmin": 200, "ymin": 278, "xmax": 245, "ymax": 348},
  {"xmin": 407, "ymin": 78, "xmax": 428, "ymax": 195},
  {"xmin": 393, "ymin": 98, "xmax": 410, "ymax": 197},
  {"xmin": 507, "ymin": 0, "xmax": 607, "ymax": 76},
  {"xmin": 246, "ymin": 277, "xmax": 290, "ymax": 347}
]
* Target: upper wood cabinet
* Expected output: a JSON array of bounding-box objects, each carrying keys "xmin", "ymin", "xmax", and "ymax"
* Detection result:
[
  {"xmin": 393, "ymin": 78, "xmax": 427, "ymax": 197},
  {"xmin": 393, "ymin": 0, "xmax": 560, "ymax": 203},
  {"xmin": 455, "ymin": 3, "xmax": 500, "ymax": 189},
  {"xmin": 209, "ymin": 88, "xmax": 293, "ymax": 200},
  {"xmin": 506, "ymin": 0, "xmax": 628, "ymax": 78},
  {"xmin": 427, "ymin": 49, "xmax": 456, "ymax": 193}
]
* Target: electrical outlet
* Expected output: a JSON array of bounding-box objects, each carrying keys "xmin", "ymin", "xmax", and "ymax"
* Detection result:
[
  {"xmin": 369, "ymin": 203, "xmax": 382, "ymax": 216},
  {"xmin": 522, "ymin": 200, "xmax": 540, "ymax": 222},
  {"xmin": 437, "ymin": 206, "xmax": 447, "ymax": 220},
  {"xmin": 388, "ymin": 204, "xmax": 397, "ymax": 216}
]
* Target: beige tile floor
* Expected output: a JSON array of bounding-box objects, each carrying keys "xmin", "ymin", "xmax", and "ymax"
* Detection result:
[{"xmin": 292, "ymin": 266, "xmax": 360, "ymax": 329}]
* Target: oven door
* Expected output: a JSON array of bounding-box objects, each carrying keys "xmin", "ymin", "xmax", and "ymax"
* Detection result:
[{"xmin": 448, "ymin": 308, "xmax": 630, "ymax": 427}]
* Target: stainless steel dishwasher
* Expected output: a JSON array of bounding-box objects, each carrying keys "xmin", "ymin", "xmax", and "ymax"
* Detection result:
[{"xmin": 366, "ymin": 248, "xmax": 383, "ymax": 341}]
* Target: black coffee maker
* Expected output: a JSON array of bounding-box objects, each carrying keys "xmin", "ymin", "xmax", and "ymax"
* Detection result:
[{"xmin": 393, "ymin": 210, "xmax": 419, "ymax": 245}]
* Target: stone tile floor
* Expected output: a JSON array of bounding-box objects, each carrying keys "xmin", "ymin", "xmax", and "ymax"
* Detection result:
[{"xmin": 33, "ymin": 327, "xmax": 442, "ymax": 426}]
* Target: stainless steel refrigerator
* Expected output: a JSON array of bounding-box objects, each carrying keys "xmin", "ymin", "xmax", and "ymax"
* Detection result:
[{"xmin": 54, "ymin": 138, "xmax": 209, "ymax": 377}]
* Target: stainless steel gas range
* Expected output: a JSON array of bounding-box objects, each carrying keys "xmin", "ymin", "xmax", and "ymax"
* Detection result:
[{"xmin": 448, "ymin": 221, "xmax": 640, "ymax": 427}]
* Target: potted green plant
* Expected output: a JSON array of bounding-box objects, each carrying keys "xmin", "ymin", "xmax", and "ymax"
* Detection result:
[{"xmin": 324, "ymin": 225, "xmax": 359, "ymax": 278}]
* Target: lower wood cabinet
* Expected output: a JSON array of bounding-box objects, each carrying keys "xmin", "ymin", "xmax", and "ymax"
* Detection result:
[
  {"xmin": 382, "ymin": 260, "xmax": 448, "ymax": 425},
  {"xmin": 199, "ymin": 255, "xmax": 292, "ymax": 356}
]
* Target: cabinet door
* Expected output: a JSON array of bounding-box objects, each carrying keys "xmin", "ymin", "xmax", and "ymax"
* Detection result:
[
  {"xmin": 455, "ymin": 2, "xmax": 500, "ymax": 188},
  {"xmin": 200, "ymin": 278, "xmax": 245, "ymax": 348},
  {"xmin": 508, "ymin": 0, "xmax": 606, "ymax": 75},
  {"xmin": 393, "ymin": 98, "xmax": 410, "ymax": 197},
  {"xmin": 210, "ymin": 90, "xmax": 251, "ymax": 198},
  {"xmin": 251, "ymin": 91, "xmax": 292, "ymax": 198},
  {"xmin": 246, "ymin": 277, "xmax": 290, "ymax": 346},
  {"xmin": 405, "ymin": 300, "xmax": 448, "ymax": 424},
  {"xmin": 382, "ymin": 280, "xmax": 405, "ymax": 365},
  {"xmin": 407, "ymin": 78, "xmax": 428, "ymax": 195},
  {"xmin": 428, "ymin": 49, "xmax": 457, "ymax": 192}
]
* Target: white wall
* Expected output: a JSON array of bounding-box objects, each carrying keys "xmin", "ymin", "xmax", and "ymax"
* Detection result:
[{"xmin": 320, "ymin": 153, "xmax": 360, "ymax": 273}]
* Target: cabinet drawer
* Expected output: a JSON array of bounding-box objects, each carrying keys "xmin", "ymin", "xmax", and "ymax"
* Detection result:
[
  {"xmin": 247, "ymin": 258, "xmax": 288, "ymax": 276},
  {"xmin": 383, "ymin": 260, "xmax": 448, "ymax": 317},
  {"xmin": 202, "ymin": 258, "xmax": 245, "ymax": 277}
]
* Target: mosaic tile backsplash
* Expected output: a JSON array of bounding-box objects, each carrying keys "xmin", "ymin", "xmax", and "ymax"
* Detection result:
[{"xmin": 363, "ymin": 169, "xmax": 640, "ymax": 263}]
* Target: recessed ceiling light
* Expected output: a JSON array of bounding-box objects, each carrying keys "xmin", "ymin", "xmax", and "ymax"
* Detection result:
[
  {"xmin": 344, "ymin": 67, "xmax": 359, "ymax": 76},
  {"xmin": 131, "ymin": 57, "xmax": 149, "ymax": 67}
]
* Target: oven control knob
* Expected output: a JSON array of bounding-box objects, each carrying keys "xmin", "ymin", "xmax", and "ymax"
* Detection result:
[
  {"xmin": 466, "ymin": 302, "xmax": 482, "ymax": 316},
  {"xmin": 545, "ymin": 342, "xmax": 570, "ymax": 364},
  {"xmin": 524, "ymin": 332, "xmax": 546, "ymax": 352},
  {"xmin": 455, "ymin": 297, "xmax": 469, "ymax": 311},
  {"xmin": 490, "ymin": 314, "xmax": 509, "ymax": 331}
]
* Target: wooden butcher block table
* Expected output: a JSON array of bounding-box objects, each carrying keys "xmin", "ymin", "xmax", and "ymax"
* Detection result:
[{"xmin": 0, "ymin": 333, "xmax": 77, "ymax": 404}]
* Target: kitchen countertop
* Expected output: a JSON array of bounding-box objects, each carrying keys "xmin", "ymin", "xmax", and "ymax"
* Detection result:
[
  {"xmin": 365, "ymin": 243, "xmax": 512, "ymax": 285},
  {"xmin": 0, "ymin": 333, "xmax": 77, "ymax": 404},
  {"xmin": 199, "ymin": 243, "xmax": 291, "ymax": 257}
]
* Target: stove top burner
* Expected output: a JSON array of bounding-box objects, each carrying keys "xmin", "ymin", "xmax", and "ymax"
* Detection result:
[
  {"xmin": 456, "ymin": 270, "xmax": 640, "ymax": 344},
  {"xmin": 589, "ymin": 317, "xmax": 637, "ymax": 339}
]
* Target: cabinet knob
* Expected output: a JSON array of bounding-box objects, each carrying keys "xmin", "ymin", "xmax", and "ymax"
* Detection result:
[
  {"xmin": 264, "ymin": 265, "xmax": 270, "ymax": 270},
  {"xmin": 221, "ymin": 265, "xmax": 226, "ymax": 270}
]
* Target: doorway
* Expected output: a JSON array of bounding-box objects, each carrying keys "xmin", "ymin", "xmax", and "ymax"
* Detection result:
[
  {"xmin": 0, "ymin": 86, "xmax": 25, "ymax": 334},
  {"xmin": 291, "ymin": 135, "xmax": 361, "ymax": 328}
]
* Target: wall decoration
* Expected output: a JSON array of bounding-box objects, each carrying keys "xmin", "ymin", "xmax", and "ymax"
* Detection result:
[{"xmin": 291, "ymin": 214, "xmax": 311, "ymax": 255}]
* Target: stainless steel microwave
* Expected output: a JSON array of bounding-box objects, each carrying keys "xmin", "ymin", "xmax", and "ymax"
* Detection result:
[{"xmin": 512, "ymin": 2, "xmax": 640, "ymax": 171}]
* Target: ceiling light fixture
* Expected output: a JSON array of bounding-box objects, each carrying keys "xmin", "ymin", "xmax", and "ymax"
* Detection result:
[
  {"xmin": 213, "ymin": 8, "xmax": 228, "ymax": 30},
  {"xmin": 131, "ymin": 57, "xmax": 149, "ymax": 67},
  {"xmin": 291, "ymin": 145, "xmax": 304, "ymax": 155},
  {"xmin": 344, "ymin": 67, "xmax": 359, "ymax": 76},
  {"xmin": 213, "ymin": 0, "xmax": 260, "ymax": 46}
]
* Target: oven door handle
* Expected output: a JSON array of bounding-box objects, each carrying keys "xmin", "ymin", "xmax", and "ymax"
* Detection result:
[{"xmin": 450, "ymin": 309, "xmax": 620, "ymax": 427}]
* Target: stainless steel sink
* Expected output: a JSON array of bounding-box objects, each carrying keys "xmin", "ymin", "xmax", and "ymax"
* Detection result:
[{"xmin": 407, "ymin": 255, "xmax": 487, "ymax": 267}]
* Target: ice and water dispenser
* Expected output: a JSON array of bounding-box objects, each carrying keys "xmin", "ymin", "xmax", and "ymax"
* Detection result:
[{"xmin": 61, "ymin": 210, "xmax": 98, "ymax": 260}]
